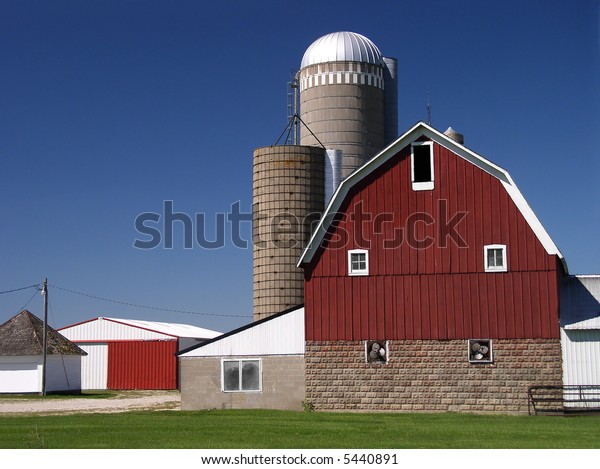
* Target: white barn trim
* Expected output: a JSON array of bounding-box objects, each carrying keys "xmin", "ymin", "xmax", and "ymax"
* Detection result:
[{"xmin": 298, "ymin": 121, "xmax": 566, "ymax": 271}]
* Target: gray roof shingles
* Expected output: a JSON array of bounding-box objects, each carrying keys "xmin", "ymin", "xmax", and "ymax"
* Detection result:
[{"xmin": 0, "ymin": 310, "xmax": 86, "ymax": 356}]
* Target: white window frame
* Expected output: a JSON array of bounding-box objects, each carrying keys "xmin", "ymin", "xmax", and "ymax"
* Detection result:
[
  {"xmin": 484, "ymin": 244, "xmax": 507, "ymax": 272},
  {"xmin": 411, "ymin": 141, "xmax": 434, "ymax": 191},
  {"xmin": 348, "ymin": 249, "xmax": 369, "ymax": 276},
  {"xmin": 221, "ymin": 358, "xmax": 262, "ymax": 393}
]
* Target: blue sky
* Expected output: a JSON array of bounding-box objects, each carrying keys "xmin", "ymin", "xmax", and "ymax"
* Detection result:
[{"xmin": 1, "ymin": 0, "xmax": 598, "ymax": 334}]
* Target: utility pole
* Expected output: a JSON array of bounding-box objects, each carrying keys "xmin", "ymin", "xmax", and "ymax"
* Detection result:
[{"xmin": 41, "ymin": 278, "xmax": 48, "ymax": 396}]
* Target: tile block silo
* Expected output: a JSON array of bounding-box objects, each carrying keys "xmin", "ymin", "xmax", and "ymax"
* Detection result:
[{"xmin": 252, "ymin": 145, "xmax": 325, "ymax": 321}]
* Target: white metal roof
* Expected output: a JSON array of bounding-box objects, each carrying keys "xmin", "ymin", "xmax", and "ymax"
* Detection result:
[
  {"xmin": 564, "ymin": 316, "xmax": 600, "ymax": 330},
  {"xmin": 59, "ymin": 317, "xmax": 221, "ymax": 342},
  {"xmin": 297, "ymin": 121, "xmax": 565, "ymax": 270},
  {"xmin": 300, "ymin": 31, "xmax": 382, "ymax": 69},
  {"xmin": 561, "ymin": 275, "xmax": 600, "ymax": 329},
  {"xmin": 179, "ymin": 306, "xmax": 304, "ymax": 357}
]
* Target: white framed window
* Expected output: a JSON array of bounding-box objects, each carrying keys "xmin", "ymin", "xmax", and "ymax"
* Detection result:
[
  {"xmin": 411, "ymin": 141, "xmax": 434, "ymax": 191},
  {"xmin": 484, "ymin": 244, "xmax": 507, "ymax": 272},
  {"xmin": 221, "ymin": 359, "xmax": 262, "ymax": 392},
  {"xmin": 348, "ymin": 249, "xmax": 369, "ymax": 276}
]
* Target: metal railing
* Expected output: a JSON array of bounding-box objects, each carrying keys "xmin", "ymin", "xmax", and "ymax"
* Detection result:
[{"xmin": 527, "ymin": 385, "xmax": 600, "ymax": 415}]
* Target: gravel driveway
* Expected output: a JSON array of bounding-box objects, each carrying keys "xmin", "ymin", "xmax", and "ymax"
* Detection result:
[{"xmin": 0, "ymin": 390, "xmax": 181, "ymax": 415}]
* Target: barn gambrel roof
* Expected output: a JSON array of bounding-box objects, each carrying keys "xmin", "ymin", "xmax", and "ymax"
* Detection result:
[{"xmin": 297, "ymin": 121, "xmax": 566, "ymax": 271}]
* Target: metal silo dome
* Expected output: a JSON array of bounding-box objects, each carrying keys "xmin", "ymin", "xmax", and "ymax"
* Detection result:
[
  {"xmin": 298, "ymin": 31, "xmax": 392, "ymax": 177},
  {"xmin": 300, "ymin": 31, "xmax": 383, "ymax": 68}
]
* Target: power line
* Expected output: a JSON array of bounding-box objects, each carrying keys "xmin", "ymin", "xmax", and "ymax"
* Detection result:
[
  {"xmin": 15, "ymin": 289, "xmax": 40, "ymax": 315},
  {"xmin": 0, "ymin": 283, "xmax": 41, "ymax": 321},
  {"xmin": 49, "ymin": 284, "xmax": 250, "ymax": 318},
  {"xmin": 47, "ymin": 297, "xmax": 73, "ymax": 389},
  {"xmin": 0, "ymin": 284, "xmax": 40, "ymax": 295}
]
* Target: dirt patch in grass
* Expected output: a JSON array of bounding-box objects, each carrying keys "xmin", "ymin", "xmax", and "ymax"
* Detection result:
[{"xmin": 0, "ymin": 390, "xmax": 180, "ymax": 415}]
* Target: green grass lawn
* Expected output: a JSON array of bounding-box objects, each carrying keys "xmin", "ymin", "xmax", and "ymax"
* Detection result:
[{"xmin": 1, "ymin": 410, "xmax": 599, "ymax": 449}]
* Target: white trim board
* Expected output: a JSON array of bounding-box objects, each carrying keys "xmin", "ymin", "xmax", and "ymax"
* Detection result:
[{"xmin": 297, "ymin": 122, "xmax": 565, "ymax": 271}]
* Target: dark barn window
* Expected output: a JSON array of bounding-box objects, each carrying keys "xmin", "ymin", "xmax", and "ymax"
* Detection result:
[{"xmin": 413, "ymin": 144, "xmax": 432, "ymax": 183}]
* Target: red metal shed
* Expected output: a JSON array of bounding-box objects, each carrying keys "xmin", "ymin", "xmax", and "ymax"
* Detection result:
[
  {"xmin": 107, "ymin": 340, "xmax": 177, "ymax": 390},
  {"xmin": 59, "ymin": 317, "xmax": 221, "ymax": 390}
]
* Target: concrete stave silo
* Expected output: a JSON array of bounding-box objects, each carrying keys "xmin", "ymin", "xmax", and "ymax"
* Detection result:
[
  {"xmin": 251, "ymin": 31, "xmax": 397, "ymax": 321},
  {"xmin": 252, "ymin": 145, "xmax": 325, "ymax": 321}
]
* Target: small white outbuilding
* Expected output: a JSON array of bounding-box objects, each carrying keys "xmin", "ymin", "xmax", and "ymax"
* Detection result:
[
  {"xmin": 178, "ymin": 306, "xmax": 305, "ymax": 411},
  {"xmin": 0, "ymin": 310, "xmax": 86, "ymax": 394}
]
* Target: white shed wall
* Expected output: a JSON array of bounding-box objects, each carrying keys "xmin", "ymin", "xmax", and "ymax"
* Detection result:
[
  {"xmin": 180, "ymin": 307, "xmax": 305, "ymax": 357},
  {"xmin": 46, "ymin": 355, "xmax": 83, "ymax": 392},
  {"xmin": 0, "ymin": 356, "xmax": 41, "ymax": 393},
  {"xmin": 0, "ymin": 355, "xmax": 82, "ymax": 393},
  {"xmin": 78, "ymin": 343, "xmax": 108, "ymax": 390},
  {"xmin": 561, "ymin": 329, "xmax": 600, "ymax": 386}
]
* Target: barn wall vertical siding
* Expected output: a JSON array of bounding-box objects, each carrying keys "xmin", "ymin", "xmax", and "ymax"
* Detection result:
[
  {"xmin": 305, "ymin": 142, "xmax": 562, "ymax": 341},
  {"xmin": 107, "ymin": 340, "xmax": 177, "ymax": 390}
]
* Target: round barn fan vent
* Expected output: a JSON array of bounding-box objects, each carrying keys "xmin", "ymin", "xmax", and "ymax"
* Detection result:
[
  {"xmin": 468, "ymin": 339, "xmax": 493, "ymax": 363},
  {"xmin": 366, "ymin": 340, "xmax": 387, "ymax": 364}
]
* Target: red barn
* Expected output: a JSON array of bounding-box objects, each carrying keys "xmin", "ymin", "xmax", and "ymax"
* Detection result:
[{"xmin": 297, "ymin": 122, "xmax": 566, "ymax": 413}]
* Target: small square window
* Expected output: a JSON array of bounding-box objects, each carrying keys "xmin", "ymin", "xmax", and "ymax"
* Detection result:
[
  {"xmin": 411, "ymin": 142, "xmax": 434, "ymax": 191},
  {"xmin": 484, "ymin": 245, "xmax": 507, "ymax": 272},
  {"xmin": 222, "ymin": 359, "xmax": 261, "ymax": 392},
  {"xmin": 348, "ymin": 249, "xmax": 369, "ymax": 276}
]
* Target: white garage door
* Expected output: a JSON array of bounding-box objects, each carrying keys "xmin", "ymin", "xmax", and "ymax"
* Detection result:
[
  {"xmin": 78, "ymin": 343, "xmax": 108, "ymax": 390},
  {"xmin": 0, "ymin": 362, "xmax": 39, "ymax": 393},
  {"xmin": 562, "ymin": 329, "xmax": 600, "ymax": 386}
]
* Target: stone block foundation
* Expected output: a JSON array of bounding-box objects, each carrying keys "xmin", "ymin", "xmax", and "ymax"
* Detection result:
[{"xmin": 305, "ymin": 339, "xmax": 562, "ymax": 413}]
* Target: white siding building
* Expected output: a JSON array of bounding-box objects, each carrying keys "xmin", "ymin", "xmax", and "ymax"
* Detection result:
[
  {"xmin": 560, "ymin": 275, "xmax": 600, "ymax": 387},
  {"xmin": 178, "ymin": 306, "xmax": 305, "ymax": 411}
]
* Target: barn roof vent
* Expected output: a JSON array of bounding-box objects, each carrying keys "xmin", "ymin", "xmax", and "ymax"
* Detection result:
[{"xmin": 444, "ymin": 127, "xmax": 464, "ymax": 145}]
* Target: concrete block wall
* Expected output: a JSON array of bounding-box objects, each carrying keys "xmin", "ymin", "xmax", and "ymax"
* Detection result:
[
  {"xmin": 180, "ymin": 355, "xmax": 306, "ymax": 411},
  {"xmin": 305, "ymin": 339, "xmax": 562, "ymax": 413}
]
